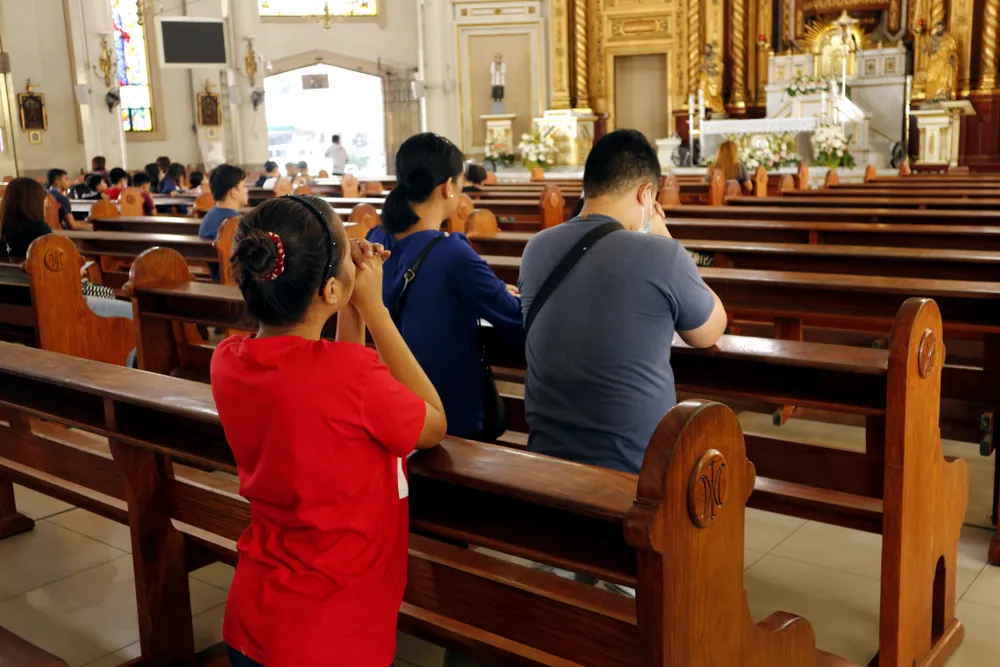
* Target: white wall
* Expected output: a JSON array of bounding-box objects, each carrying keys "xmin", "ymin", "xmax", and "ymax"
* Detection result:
[{"xmin": 2, "ymin": 0, "xmax": 85, "ymax": 176}]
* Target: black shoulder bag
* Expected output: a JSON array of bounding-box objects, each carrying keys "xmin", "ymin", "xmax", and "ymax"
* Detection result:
[
  {"xmin": 391, "ymin": 235, "xmax": 507, "ymax": 443},
  {"xmin": 524, "ymin": 221, "xmax": 623, "ymax": 335}
]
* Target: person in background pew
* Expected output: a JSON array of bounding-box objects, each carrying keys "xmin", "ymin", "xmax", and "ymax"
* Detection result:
[
  {"xmin": 159, "ymin": 162, "xmax": 186, "ymax": 195},
  {"xmin": 131, "ymin": 173, "xmax": 157, "ymax": 217},
  {"xmin": 46, "ymin": 168, "xmax": 92, "ymax": 231},
  {"xmin": 188, "ymin": 171, "xmax": 204, "ymax": 196},
  {"xmin": 70, "ymin": 174, "xmax": 109, "ymax": 201},
  {"xmin": 105, "ymin": 168, "xmax": 130, "ymax": 201},
  {"xmin": 710, "ymin": 140, "xmax": 753, "ymax": 193},
  {"xmin": 155, "ymin": 156, "xmax": 170, "ymax": 182},
  {"xmin": 213, "ymin": 195, "xmax": 447, "ymax": 667},
  {"xmin": 200, "ymin": 164, "xmax": 249, "ymax": 281},
  {"xmin": 519, "ymin": 129, "xmax": 728, "ymax": 474},
  {"xmin": 462, "ymin": 163, "xmax": 487, "ymax": 193},
  {"xmin": 368, "ymin": 132, "xmax": 524, "ymax": 442},
  {"xmin": 255, "ymin": 161, "xmax": 280, "ymax": 188},
  {"xmin": 143, "ymin": 163, "xmax": 160, "ymax": 191},
  {"xmin": 0, "ymin": 177, "xmax": 128, "ymax": 313},
  {"xmin": 89, "ymin": 155, "xmax": 109, "ymax": 181}
]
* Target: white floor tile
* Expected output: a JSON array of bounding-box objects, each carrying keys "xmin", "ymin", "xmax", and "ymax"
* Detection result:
[
  {"xmin": 744, "ymin": 508, "xmax": 806, "ymax": 553},
  {"xmin": 944, "ymin": 601, "xmax": 1000, "ymax": 666},
  {"xmin": 193, "ymin": 603, "xmax": 226, "ymax": 652},
  {"xmin": 745, "ymin": 554, "xmax": 881, "ymax": 665},
  {"xmin": 961, "ymin": 557, "xmax": 1000, "ymax": 609},
  {"xmin": 396, "ymin": 632, "xmax": 446, "ymax": 667},
  {"xmin": 191, "ymin": 562, "xmax": 235, "ymax": 591},
  {"xmin": 0, "ymin": 521, "xmax": 124, "ymax": 603},
  {"xmin": 0, "ymin": 554, "xmax": 228, "ymax": 667},
  {"xmin": 744, "ymin": 548, "xmax": 766, "ymax": 570},
  {"xmin": 12, "ymin": 484, "xmax": 73, "ymax": 520},
  {"xmin": 80, "ymin": 643, "xmax": 140, "ymax": 667},
  {"xmin": 48, "ymin": 509, "xmax": 132, "ymax": 553}
]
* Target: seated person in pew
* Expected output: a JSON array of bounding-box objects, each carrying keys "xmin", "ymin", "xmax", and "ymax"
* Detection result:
[
  {"xmin": 710, "ymin": 140, "xmax": 753, "ymax": 193},
  {"xmin": 143, "ymin": 162, "xmax": 161, "ymax": 191},
  {"xmin": 188, "ymin": 170, "xmax": 204, "ymax": 196},
  {"xmin": 519, "ymin": 130, "xmax": 727, "ymax": 473},
  {"xmin": 367, "ymin": 133, "xmax": 524, "ymax": 442},
  {"xmin": 159, "ymin": 162, "xmax": 186, "ymax": 195},
  {"xmin": 47, "ymin": 168, "xmax": 92, "ymax": 231},
  {"xmin": 155, "ymin": 156, "xmax": 170, "ymax": 183},
  {"xmin": 462, "ymin": 162, "xmax": 487, "ymax": 193},
  {"xmin": 105, "ymin": 168, "xmax": 130, "ymax": 201},
  {"xmin": 255, "ymin": 160, "xmax": 280, "ymax": 188},
  {"xmin": 131, "ymin": 173, "xmax": 157, "ymax": 216},
  {"xmin": 200, "ymin": 164, "xmax": 250, "ymax": 281},
  {"xmin": 70, "ymin": 174, "xmax": 109, "ymax": 201},
  {"xmin": 89, "ymin": 155, "xmax": 109, "ymax": 181},
  {"xmin": 0, "ymin": 177, "xmax": 128, "ymax": 312},
  {"xmin": 213, "ymin": 194, "xmax": 447, "ymax": 667}
]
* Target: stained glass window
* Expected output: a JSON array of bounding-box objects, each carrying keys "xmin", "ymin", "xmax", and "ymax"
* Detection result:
[
  {"xmin": 111, "ymin": 0, "xmax": 153, "ymax": 132},
  {"xmin": 258, "ymin": 0, "xmax": 378, "ymax": 17}
]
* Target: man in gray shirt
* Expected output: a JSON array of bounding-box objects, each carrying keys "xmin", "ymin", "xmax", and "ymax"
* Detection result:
[{"xmin": 518, "ymin": 130, "xmax": 728, "ymax": 474}]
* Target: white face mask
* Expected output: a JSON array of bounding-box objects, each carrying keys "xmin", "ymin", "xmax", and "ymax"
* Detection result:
[{"xmin": 638, "ymin": 189, "xmax": 653, "ymax": 234}]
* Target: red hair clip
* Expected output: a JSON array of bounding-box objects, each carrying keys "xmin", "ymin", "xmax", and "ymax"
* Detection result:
[{"xmin": 258, "ymin": 231, "xmax": 286, "ymax": 282}]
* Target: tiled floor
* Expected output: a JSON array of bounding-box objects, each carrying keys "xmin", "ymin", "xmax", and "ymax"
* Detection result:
[{"xmin": 2, "ymin": 410, "xmax": 998, "ymax": 667}]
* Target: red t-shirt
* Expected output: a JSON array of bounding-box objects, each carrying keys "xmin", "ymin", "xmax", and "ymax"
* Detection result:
[
  {"xmin": 211, "ymin": 335, "xmax": 425, "ymax": 667},
  {"xmin": 140, "ymin": 191, "xmax": 155, "ymax": 216},
  {"xmin": 106, "ymin": 187, "xmax": 122, "ymax": 201}
]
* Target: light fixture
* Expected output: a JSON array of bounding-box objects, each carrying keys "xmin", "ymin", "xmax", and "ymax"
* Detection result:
[
  {"xmin": 244, "ymin": 37, "xmax": 259, "ymax": 87},
  {"xmin": 94, "ymin": 33, "xmax": 116, "ymax": 88}
]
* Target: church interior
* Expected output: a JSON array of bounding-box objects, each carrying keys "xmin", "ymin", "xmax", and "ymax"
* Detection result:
[{"xmin": 0, "ymin": 0, "xmax": 998, "ymax": 666}]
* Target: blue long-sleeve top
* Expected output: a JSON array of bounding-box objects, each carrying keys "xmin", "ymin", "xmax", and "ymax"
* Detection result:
[{"xmin": 366, "ymin": 226, "xmax": 524, "ymax": 438}]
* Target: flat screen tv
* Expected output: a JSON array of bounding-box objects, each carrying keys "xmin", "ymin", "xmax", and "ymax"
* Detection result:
[{"xmin": 157, "ymin": 17, "xmax": 228, "ymax": 68}]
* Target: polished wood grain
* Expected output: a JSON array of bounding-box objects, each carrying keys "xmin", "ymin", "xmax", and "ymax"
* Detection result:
[
  {"xmin": 86, "ymin": 199, "xmax": 119, "ymax": 221},
  {"xmin": 93, "ymin": 216, "xmax": 202, "ymax": 236},
  {"xmin": 732, "ymin": 196, "xmax": 1000, "ymax": 209},
  {"xmin": 791, "ymin": 187, "xmax": 1000, "ymax": 198},
  {"xmin": 663, "ymin": 204, "xmax": 1000, "ymax": 225},
  {"xmin": 118, "ymin": 188, "xmax": 145, "ymax": 217}
]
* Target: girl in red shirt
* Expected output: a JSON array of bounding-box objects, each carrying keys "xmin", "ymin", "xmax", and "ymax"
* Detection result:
[{"xmin": 211, "ymin": 194, "xmax": 448, "ymax": 667}]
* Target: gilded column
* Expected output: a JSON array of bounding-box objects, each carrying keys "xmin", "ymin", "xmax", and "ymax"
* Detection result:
[
  {"xmin": 756, "ymin": 0, "xmax": 771, "ymax": 101},
  {"xmin": 730, "ymin": 0, "xmax": 748, "ymax": 108},
  {"xmin": 981, "ymin": 0, "xmax": 999, "ymax": 91},
  {"xmin": 688, "ymin": 0, "xmax": 702, "ymax": 95},
  {"xmin": 574, "ymin": 0, "xmax": 589, "ymax": 108},
  {"xmin": 551, "ymin": 0, "xmax": 571, "ymax": 109}
]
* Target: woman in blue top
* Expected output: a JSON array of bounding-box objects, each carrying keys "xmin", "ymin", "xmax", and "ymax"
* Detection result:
[{"xmin": 367, "ymin": 133, "xmax": 524, "ymax": 440}]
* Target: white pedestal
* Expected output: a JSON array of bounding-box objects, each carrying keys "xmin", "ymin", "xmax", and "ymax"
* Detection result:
[
  {"xmin": 533, "ymin": 109, "xmax": 598, "ymax": 167},
  {"xmin": 482, "ymin": 113, "xmax": 517, "ymax": 155},
  {"xmin": 656, "ymin": 136, "xmax": 682, "ymax": 169},
  {"xmin": 912, "ymin": 100, "xmax": 975, "ymax": 167}
]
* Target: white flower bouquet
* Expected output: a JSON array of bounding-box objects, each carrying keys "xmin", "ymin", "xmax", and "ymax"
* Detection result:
[
  {"xmin": 785, "ymin": 75, "xmax": 837, "ymax": 98},
  {"xmin": 811, "ymin": 124, "xmax": 855, "ymax": 169},
  {"xmin": 518, "ymin": 131, "xmax": 557, "ymax": 170},
  {"xmin": 484, "ymin": 140, "xmax": 515, "ymax": 169}
]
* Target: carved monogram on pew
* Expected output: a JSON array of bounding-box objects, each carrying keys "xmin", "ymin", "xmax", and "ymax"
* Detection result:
[
  {"xmin": 688, "ymin": 449, "xmax": 728, "ymax": 527},
  {"xmin": 43, "ymin": 248, "xmax": 66, "ymax": 272},
  {"xmin": 919, "ymin": 329, "xmax": 937, "ymax": 379}
]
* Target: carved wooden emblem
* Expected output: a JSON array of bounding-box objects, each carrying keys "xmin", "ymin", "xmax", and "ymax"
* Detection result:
[
  {"xmin": 548, "ymin": 191, "xmax": 560, "ymax": 207},
  {"xmin": 43, "ymin": 248, "xmax": 66, "ymax": 272},
  {"xmin": 688, "ymin": 449, "xmax": 728, "ymax": 528},
  {"xmin": 918, "ymin": 329, "xmax": 936, "ymax": 379}
]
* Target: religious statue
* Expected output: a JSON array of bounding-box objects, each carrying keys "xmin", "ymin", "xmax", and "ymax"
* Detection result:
[
  {"xmin": 923, "ymin": 21, "xmax": 958, "ymax": 102},
  {"xmin": 698, "ymin": 43, "xmax": 725, "ymax": 113},
  {"xmin": 491, "ymin": 53, "xmax": 506, "ymax": 103}
]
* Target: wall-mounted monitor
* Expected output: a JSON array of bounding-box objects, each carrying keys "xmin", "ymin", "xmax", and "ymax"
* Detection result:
[{"xmin": 156, "ymin": 17, "xmax": 228, "ymax": 69}]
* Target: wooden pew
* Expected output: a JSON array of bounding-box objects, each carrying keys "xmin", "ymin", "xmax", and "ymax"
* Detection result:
[
  {"xmin": 0, "ymin": 235, "xmax": 132, "ymax": 365},
  {"xmin": 0, "ymin": 343, "xmax": 850, "ymax": 666},
  {"xmin": 122, "ymin": 252, "xmax": 967, "ymax": 665},
  {"xmin": 93, "ymin": 216, "xmax": 203, "ymax": 236},
  {"xmin": 787, "ymin": 187, "xmax": 1000, "ymax": 199},
  {"xmin": 732, "ymin": 195, "xmax": 1000, "ymax": 209},
  {"xmin": 662, "ymin": 204, "xmax": 1000, "ymax": 226}
]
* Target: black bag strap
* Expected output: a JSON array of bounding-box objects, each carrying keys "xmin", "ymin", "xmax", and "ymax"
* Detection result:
[
  {"xmin": 524, "ymin": 221, "xmax": 622, "ymax": 335},
  {"xmin": 391, "ymin": 235, "xmax": 446, "ymax": 325}
]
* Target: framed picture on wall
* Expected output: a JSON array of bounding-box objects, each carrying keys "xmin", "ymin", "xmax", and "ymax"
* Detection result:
[
  {"xmin": 197, "ymin": 91, "xmax": 221, "ymax": 127},
  {"xmin": 27, "ymin": 130, "xmax": 42, "ymax": 145},
  {"xmin": 205, "ymin": 127, "xmax": 219, "ymax": 141},
  {"xmin": 18, "ymin": 91, "xmax": 47, "ymax": 131}
]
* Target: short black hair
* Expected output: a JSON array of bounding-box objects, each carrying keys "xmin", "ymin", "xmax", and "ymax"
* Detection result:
[
  {"xmin": 582, "ymin": 130, "xmax": 661, "ymax": 199},
  {"xmin": 210, "ymin": 164, "xmax": 246, "ymax": 201},
  {"xmin": 133, "ymin": 173, "xmax": 152, "ymax": 188},
  {"xmin": 264, "ymin": 161, "xmax": 278, "ymax": 172},
  {"xmin": 332, "ymin": 134, "xmax": 341, "ymax": 143},
  {"xmin": 464, "ymin": 163, "xmax": 487, "ymax": 185},
  {"xmin": 231, "ymin": 196, "xmax": 349, "ymax": 326},
  {"xmin": 85, "ymin": 174, "xmax": 106, "ymax": 191},
  {"xmin": 296, "ymin": 160, "xmax": 308, "ymax": 170},
  {"xmin": 189, "ymin": 171, "xmax": 204, "ymax": 189},
  {"xmin": 47, "ymin": 168, "xmax": 67, "ymax": 186},
  {"xmin": 109, "ymin": 167, "xmax": 129, "ymax": 185}
]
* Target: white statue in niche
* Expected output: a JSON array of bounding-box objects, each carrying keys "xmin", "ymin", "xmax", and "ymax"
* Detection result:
[{"xmin": 491, "ymin": 53, "xmax": 506, "ymax": 102}]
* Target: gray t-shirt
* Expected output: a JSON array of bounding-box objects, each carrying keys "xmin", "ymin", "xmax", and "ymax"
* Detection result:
[{"xmin": 518, "ymin": 215, "xmax": 716, "ymax": 474}]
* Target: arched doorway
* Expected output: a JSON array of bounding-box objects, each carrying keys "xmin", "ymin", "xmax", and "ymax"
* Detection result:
[{"xmin": 264, "ymin": 63, "xmax": 386, "ymax": 176}]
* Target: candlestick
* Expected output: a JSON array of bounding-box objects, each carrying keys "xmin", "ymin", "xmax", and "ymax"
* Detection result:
[
  {"xmin": 820, "ymin": 90, "xmax": 827, "ymax": 121},
  {"xmin": 698, "ymin": 88, "xmax": 705, "ymax": 121}
]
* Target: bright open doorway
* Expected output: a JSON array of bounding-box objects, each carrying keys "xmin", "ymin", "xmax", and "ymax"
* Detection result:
[{"xmin": 263, "ymin": 63, "xmax": 386, "ymax": 176}]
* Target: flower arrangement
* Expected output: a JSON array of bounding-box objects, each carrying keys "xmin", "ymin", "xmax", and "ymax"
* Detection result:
[
  {"xmin": 811, "ymin": 124, "xmax": 855, "ymax": 169},
  {"xmin": 742, "ymin": 138, "xmax": 803, "ymax": 171},
  {"xmin": 518, "ymin": 131, "xmax": 556, "ymax": 170},
  {"xmin": 484, "ymin": 139, "xmax": 515, "ymax": 170},
  {"xmin": 785, "ymin": 75, "xmax": 835, "ymax": 98}
]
